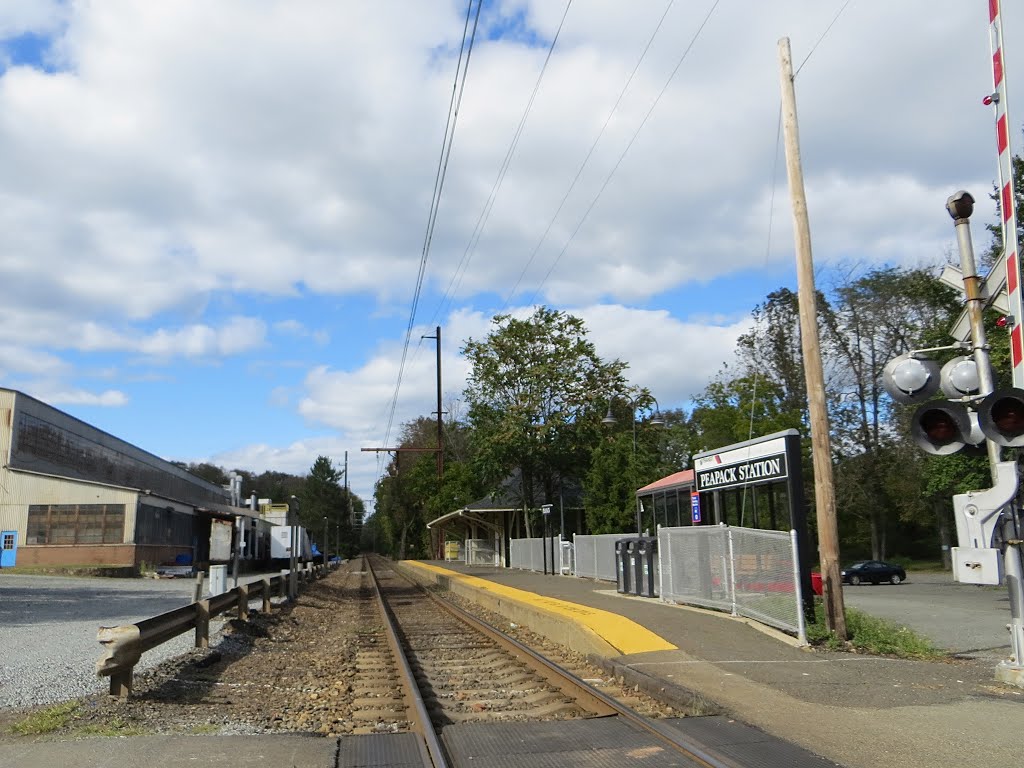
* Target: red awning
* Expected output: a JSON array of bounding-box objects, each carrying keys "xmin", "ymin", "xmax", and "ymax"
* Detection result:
[{"xmin": 635, "ymin": 469, "xmax": 695, "ymax": 495}]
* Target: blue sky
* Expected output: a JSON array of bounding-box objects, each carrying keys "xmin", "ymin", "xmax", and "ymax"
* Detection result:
[{"xmin": 0, "ymin": 1, "xmax": 1020, "ymax": 511}]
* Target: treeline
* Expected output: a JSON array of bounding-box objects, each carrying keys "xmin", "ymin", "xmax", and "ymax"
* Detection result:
[
  {"xmin": 364, "ymin": 268, "xmax": 1001, "ymax": 567},
  {"xmin": 172, "ymin": 456, "xmax": 364, "ymax": 558}
]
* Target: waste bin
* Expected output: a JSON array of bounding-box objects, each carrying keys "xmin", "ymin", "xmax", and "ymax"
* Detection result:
[
  {"xmin": 637, "ymin": 537, "xmax": 658, "ymax": 597},
  {"xmin": 615, "ymin": 538, "xmax": 632, "ymax": 594},
  {"xmin": 627, "ymin": 538, "xmax": 643, "ymax": 595}
]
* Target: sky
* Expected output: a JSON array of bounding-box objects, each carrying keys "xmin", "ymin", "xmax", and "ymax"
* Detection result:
[{"xmin": 0, "ymin": 1, "xmax": 1020, "ymax": 514}]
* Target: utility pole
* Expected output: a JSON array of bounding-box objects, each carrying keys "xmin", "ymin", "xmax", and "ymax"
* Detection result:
[
  {"xmin": 778, "ymin": 37, "xmax": 847, "ymax": 638},
  {"xmin": 422, "ymin": 325, "xmax": 444, "ymax": 480}
]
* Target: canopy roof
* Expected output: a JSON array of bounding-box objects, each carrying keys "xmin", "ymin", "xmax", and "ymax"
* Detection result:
[{"xmin": 635, "ymin": 469, "xmax": 695, "ymax": 496}]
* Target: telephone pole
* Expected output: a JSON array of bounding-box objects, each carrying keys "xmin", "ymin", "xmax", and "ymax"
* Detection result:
[{"xmin": 778, "ymin": 37, "xmax": 846, "ymax": 638}]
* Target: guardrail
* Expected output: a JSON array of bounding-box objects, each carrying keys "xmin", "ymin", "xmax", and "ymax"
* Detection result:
[{"xmin": 96, "ymin": 561, "xmax": 333, "ymax": 697}]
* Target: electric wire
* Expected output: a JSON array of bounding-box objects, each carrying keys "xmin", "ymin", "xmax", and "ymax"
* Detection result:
[
  {"xmin": 795, "ymin": 0, "xmax": 856, "ymax": 76},
  {"xmin": 428, "ymin": 0, "xmax": 574, "ymax": 327},
  {"xmin": 525, "ymin": 0, "xmax": 722, "ymax": 307},
  {"xmin": 379, "ymin": 0, "xmax": 482, "ymax": 470},
  {"xmin": 498, "ymin": 0, "xmax": 676, "ymax": 311}
]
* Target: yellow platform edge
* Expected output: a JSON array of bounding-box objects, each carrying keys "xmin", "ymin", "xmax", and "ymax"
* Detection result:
[{"xmin": 401, "ymin": 560, "xmax": 676, "ymax": 656}]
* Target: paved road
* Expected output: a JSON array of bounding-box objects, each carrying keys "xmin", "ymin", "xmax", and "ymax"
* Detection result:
[{"xmin": 840, "ymin": 570, "xmax": 1011, "ymax": 661}]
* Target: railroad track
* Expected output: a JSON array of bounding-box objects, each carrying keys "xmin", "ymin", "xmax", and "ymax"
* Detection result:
[{"xmin": 364, "ymin": 554, "xmax": 741, "ymax": 768}]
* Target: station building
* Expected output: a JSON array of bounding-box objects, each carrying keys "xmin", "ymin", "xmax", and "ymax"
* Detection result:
[{"xmin": 0, "ymin": 387, "xmax": 247, "ymax": 569}]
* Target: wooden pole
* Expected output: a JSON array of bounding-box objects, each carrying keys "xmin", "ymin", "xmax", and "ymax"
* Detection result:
[{"xmin": 777, "ymin": 37, "xmax": 847, "ymax": 638}]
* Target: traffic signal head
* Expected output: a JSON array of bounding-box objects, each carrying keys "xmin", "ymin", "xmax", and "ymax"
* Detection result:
[
  {"xmin": 911, "ymin": 401, "xmax": 981, "ymax": 455},
  {"xmin": 882, "ymin": 354, "xmax": 940, "ymax": 404},
  {"xmin": 977, "ymin": 388, "xmax": 1024, "ymax": 447}
]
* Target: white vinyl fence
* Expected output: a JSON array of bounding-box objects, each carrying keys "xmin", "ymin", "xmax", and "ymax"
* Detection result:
[
  {"xmin": 465, "ymin": 538, "xmax": 500, "ymax": 566},
  {"xmin": 659, "ymin": 525, "xmax": 805, "ymax": 642}
]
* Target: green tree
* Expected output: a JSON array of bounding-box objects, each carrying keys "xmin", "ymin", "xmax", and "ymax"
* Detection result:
[
  {"xmin": 462, "ymin": 306, "xmax": 628, "ymax": 533},
  {"xmin": 300, "ymin": 456, "xmax": 352, "ymax": 557},
  {"xmin": 825, "ymin": 266, "xmax": 961, "ymax": 559}
]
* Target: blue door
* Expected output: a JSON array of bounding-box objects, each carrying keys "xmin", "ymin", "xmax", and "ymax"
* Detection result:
[{"xmin": 0, "ymin": 531, "xmax": 17, "ymax": 567}]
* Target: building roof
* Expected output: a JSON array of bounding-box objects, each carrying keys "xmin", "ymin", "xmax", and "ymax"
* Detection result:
[{"xmin": 636, "ymin": 469, "xmax": 695, "ymax": 495}]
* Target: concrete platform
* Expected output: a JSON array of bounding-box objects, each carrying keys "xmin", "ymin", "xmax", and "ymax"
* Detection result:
[{"xmin": 400, "ymin": 560, "xmax": 1024, "ymax": 768}]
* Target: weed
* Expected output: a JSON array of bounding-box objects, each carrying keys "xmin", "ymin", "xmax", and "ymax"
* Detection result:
[
  {"xmin": 807, "ymin": 602, "xmax": 944, "ymax": 659},
  {"xmin": 11, "ymin": 702, "xmax": 81, "ymax": 735},
  {"xmin": 76, "ymin": 717, "xmax": 146, "ymax": 737}
]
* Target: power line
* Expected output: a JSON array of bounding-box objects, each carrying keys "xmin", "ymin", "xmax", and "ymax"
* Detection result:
[
  {"xmin": 499, "ymin": 1, "xmax": 676, "ymax": 311},
  {"xmin": 379, "ymin": 0, "xmax": 483, "ymax": 468},
  {"xmin": 795, "ymin": 0, "xmax": 856, "ymax": 76},
  {"xmin": 428, "ymin": 0, "xmax": 575, "ymax": 326},
  {"xmin": 526, "ymin": 0, "xmax": 722, "ymax": 306}
]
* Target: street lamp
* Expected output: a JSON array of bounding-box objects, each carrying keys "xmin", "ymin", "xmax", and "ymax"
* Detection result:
[
  {"xmin": 602, "ymin": 393, "xmax": 666, "ymax": 534},
  {"xmin": 323, "ymin": 515, "xmax": 329, "ymax": 568}
]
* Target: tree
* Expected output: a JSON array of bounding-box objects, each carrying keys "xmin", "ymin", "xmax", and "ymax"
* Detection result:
[
  {"xmin": 462, "ymin": 306, "xmax": 628, "ymax": 532},
  {"xmin": 300, "ymin": 456, "xmax": 351, "ymax": 556},
  {"xmin": 824, "ymin": 266, "xmax": 961, "ymax": 559}
]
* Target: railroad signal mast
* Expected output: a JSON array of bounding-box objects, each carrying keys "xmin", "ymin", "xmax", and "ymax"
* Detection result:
[{"xmin": 879, "ymin": 5, "xmax": 1024, "ymax": 687}]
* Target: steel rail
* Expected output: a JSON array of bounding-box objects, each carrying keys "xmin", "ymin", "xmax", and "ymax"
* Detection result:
[
  {"xmin": 383, "ymin": 557, "xmax": 745, "ymax": 768},
  {"xmin": 366, "ymin": 556, "xmax": 449, "ymax": 768}
]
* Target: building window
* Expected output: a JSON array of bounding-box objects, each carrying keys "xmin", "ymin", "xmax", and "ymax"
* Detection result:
[
  {"xmin": 26, "ymin": 504, "xmax": 125, "ymax": 545},
  {"xmin": 2, "ymin": 533, "xmax": 14, "ymax": 550}
]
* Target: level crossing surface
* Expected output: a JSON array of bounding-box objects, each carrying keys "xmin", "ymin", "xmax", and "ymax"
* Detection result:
[{"xmin": 404, "ymin": 560, "xmax": 1021, "ymax": 768}]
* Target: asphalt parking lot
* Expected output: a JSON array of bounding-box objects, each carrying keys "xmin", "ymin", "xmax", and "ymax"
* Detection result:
[{"xmin": 840, "ymin": 570, "xmax": 1011, "ymax": 661}]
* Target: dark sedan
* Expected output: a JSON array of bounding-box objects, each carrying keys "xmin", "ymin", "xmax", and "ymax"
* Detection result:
[{"xmin": 841, "ymin": 560, "xmax": 907, "ymax": 586}]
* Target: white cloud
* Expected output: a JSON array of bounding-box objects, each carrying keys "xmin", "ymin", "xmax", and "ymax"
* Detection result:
[
  {"xmin": 1, "ymin": 1, "xmax": 1018, "ymax": 510},
  {"xmin": 44, "ymin": 388, "xmax": 128, "ymax": 407}
]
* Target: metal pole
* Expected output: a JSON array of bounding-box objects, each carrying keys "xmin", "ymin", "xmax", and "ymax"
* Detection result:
[
  {"xmin": 633, "ymin": 405, "xmax": 641, "ymax": 534},
  {"xmin": 778, "ymin": 37, "xmax": 846, "ymax": 638},
  {"xmin": 323, "ymin": 516, "xmax": 328, "ymax": 567},
  {"xmin": 950, "ymin": 194, "xmax": 1024, "ymax": 686},
  {"xmin": 948, "ymin": 192, "xmax": 1001, "ymax": 481},
  {"xmin": 288, "ymin": 497, "xmax": 299, "ymax": 600}
]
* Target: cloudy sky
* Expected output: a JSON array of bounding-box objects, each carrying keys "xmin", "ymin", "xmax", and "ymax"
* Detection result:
[{"xmin": 0, "ymin": 1, "xmax": 1019, "ymax": 510}]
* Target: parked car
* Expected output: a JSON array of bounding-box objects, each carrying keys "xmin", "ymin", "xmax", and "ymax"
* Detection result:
[{"xmin": 841, "ymin": 560, "xmax": 906, "ymax": 586}]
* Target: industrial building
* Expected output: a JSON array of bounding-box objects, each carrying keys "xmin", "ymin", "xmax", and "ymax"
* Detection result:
[{"xmin": 0, "ymin": 387, "xmax": 256, "ymax": 569}]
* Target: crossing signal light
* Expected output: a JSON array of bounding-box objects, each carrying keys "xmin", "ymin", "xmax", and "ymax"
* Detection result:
[
  {"xmin": 977, "ymin": 389, "xmax": 1024, "ymax": 447},
  {"xmin": 939, "ymin": 356, "xmax": 980, "ymax": 398},
  {"xmin": 911, "ymin": 401, "xmax": 981, "ymax": 455},
  {"xmin": 882, "ymin": 354, "xmax": 940, "ymax": 404}
]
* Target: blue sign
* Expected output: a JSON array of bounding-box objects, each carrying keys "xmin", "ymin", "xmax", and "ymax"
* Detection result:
[{"xmin": 690, "ymin": 492, "xmax": 701, "ymax": 523}]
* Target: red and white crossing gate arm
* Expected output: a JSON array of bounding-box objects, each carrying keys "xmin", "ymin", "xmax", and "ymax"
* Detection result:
[{"xmin": 990, "ymin": 0, "xmax": 1024, "ymax": 387}]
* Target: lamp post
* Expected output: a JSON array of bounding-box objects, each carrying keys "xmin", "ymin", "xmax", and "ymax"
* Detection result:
[
  {"xmin": 288, "ymin": 495, "xmax": 300, "ymax": 600},
  {"xmin": 602, "ymin": 393, "xmax": 665, "ymax": 534},
  {"xmin": 323, "ymin": 515, "xmax": 329, "ymax": 568}
]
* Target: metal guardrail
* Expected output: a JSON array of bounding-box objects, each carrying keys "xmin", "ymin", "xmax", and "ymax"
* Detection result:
[{"xmin": 96, "ymin": 562, "xmax": 333, "ymax": 697}]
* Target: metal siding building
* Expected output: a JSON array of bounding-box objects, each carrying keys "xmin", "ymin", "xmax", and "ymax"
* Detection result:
[{"xmin": 0, "ymin": 388, "xmax": 237, "ymax": 568}]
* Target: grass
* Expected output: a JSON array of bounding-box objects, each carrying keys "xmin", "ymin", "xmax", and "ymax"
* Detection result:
[
  {"xmin": 10, "ymin": 702, "xmax": 81, "ymax": 735},
  {"xmin": 807, "ymin": 601, "xmax": 944, "ymax": 659}
]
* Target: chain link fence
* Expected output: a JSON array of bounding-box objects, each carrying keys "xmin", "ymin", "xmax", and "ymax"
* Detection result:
[
  {"xmin": 509, "ymin": 535, "xmax": 564, "ymax": 572},
  {"xmin": 659, "ymin": 525, "xmax": 805, "ymax": 641},
  {"xmin": 465, "ymin": 538, "xmax": 499, "ymax": 566},
  {"xmin": 572, "ymin": 533, "xmax": 629, "ymax": 581}
]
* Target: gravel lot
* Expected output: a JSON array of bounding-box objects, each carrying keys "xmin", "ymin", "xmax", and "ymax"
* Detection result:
[{"xmin": 0, "ymin": 572, "xmax": 280, "ymax": 709}]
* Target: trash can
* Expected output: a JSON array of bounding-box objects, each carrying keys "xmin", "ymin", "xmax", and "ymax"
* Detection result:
[
  {"xmin": 615, "ymin": 538, "xmax": 632, "ymax": 594},
  {"xmin": 637, "ymin": 536, "xmax": 658, "ymax": 597},
  {"xmin": 627, "ymin": 538, "xmax": 643, "ymax": 595}
]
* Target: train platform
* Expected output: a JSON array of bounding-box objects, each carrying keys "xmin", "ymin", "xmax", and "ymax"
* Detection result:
[{"xmin": 400, "ymin": 559, "xmax": 1022, "ymax": 768}]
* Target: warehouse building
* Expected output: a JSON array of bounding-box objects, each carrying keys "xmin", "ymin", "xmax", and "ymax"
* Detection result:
[{"xmin": 0, "ymin": 387, "xmax": 247, "ymax": 569}]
